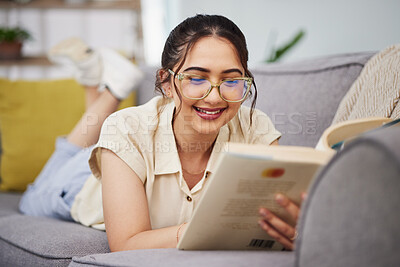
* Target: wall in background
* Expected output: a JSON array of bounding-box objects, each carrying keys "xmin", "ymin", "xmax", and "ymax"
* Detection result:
[{"xmin": 145, "ymin": 0, "xmax": 400, "ymax": 67}]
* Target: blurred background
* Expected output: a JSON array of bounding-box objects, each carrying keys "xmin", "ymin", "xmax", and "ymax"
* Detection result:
[{"xmin": 0, "ymin": 0, "xmax": 399, "ymax": 80}]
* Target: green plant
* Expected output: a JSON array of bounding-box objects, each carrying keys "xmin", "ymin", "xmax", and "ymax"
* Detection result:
[
  {"xmin": 0, "ymin": 26, "xmax": 32, "ymax": 43},
  {"xmin": 266, "ymin": 30, "xmax": 305, "ymax": 63}
]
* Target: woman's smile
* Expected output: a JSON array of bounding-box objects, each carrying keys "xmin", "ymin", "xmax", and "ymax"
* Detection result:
[{"xmin": 193, "ymin": 106, "xmax": 227, "ymax": 120}]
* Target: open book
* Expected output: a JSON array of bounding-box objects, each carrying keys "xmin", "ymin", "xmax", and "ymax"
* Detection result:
[
  {"xmin": 315, "ymin": 117, "xmax": 398, "ymax": 151},
  {"xmin": 177, "ymin": 117, "xmax": 399, "ymax": 251},
  {"xmin": 178, "ymin": 144, "xmax": 334, "ymax": 251}
]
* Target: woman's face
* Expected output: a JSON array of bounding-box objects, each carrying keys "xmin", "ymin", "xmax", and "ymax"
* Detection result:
[{"xmin": 168, "ymin": 36, "xmax": 245, "ymax": 137}]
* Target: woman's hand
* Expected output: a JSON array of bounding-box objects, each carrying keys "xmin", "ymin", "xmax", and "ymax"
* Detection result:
[{"xmin": 258, "ymin": 193, "xmax": 306, "ymax": 250}]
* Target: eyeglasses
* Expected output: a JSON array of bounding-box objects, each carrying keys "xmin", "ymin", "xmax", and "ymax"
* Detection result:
[{"xmin": 168, "ymin": 69, "xmax": 252, "ymax": 102}]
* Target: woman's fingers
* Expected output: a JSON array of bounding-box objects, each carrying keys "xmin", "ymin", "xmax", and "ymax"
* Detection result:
[
  {"xmin": 275, "ymin": 193, "xmax": 300, "ymax": 221},
  {"xmin": 258, "ymin": 193, "xmax": 305, "ymax": 250},
  {"xmin": 258, "ymin": 218, "xmax": 294, "ymax": 250},
  {"xmin": 257, "ymin": 193, "xmax": 304, "ymax": 250},
  {"xmin": 259, "ymin": 208, "xmax": 297, "ymax": 241}
]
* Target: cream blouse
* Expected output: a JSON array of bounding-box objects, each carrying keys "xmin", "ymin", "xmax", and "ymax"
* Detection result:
[{"xmin": 70, "ymin": 96, "xmax": 281, "ymax": 230}]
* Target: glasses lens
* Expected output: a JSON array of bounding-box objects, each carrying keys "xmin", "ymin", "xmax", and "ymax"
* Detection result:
[
  {"xmin": 220, "ymin": 79, "xmax": 248, "ymax": 101},
  {"xmin": 180, "ymin": 76, "xmax": 211, "ymax": 99}
]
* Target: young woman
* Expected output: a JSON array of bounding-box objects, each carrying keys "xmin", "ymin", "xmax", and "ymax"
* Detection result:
[{"xmin": 20, "ymin": 14, "xmax": 301, "ymax": 251}]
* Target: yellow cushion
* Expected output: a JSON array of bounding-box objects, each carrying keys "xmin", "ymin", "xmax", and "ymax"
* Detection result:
[{"xmin": 0, "ymin": 78, "xmax": 135, "ymax": 192}]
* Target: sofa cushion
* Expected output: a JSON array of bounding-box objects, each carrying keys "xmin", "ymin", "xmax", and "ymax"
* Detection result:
[
  {"xmin": 0, "ymin": 192, "xmax": 21, "ymax": 217},
  {"xmin": 0, "ymin": 79, "xmax": 84, "ymax": 192},
  {"xmin": 295, "ymin": 126, "xmax": 400, "ymax": 266},
  {"xmin": 70, "ymin": 248, "xmax": 294, "ymax": 267},
  {"xmin": 332, "ymin": 44, "xmax": 400, "ymax": 123},
  {"xmin": 0, "ymin": 78, "xmax": 135, "ymax": 192},
  {"xmin": 251, "ymin": 52, "xmax": 375, "ymax": 147},
  {"xmin": 0, "ymin": 213, "xmax": 110, "ymax": 266},
  {"xmin": 136, "ymin": 65, "xmax": 160, "ymax": 106}
]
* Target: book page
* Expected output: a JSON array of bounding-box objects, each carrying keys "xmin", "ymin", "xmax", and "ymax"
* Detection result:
[{"xmin": 316, "ymin": 117, "xmax": 394, "ymax": 151}]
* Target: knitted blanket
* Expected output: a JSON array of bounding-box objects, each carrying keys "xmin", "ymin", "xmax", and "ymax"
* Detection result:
[{"xmin": 332, "ymin": 44, "xmax": 400, "ymax": 124}]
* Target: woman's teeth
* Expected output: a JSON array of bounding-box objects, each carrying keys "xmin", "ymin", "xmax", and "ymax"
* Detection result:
[{"xmin": 195, "ymin": 107, "xmax": 223, "ymax": 115}]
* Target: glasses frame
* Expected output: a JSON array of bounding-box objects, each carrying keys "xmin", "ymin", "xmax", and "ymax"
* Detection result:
[{"xmin": 168, "ymin": 69, "xmax": 252, "ymax": 103}]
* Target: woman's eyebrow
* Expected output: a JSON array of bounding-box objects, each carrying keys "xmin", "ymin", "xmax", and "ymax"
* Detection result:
[
  {"xmin": 183, "ymin": 67, "xmax": 243, "ymax": 76},
  {"xmin": 221, "ymin": 68, "xmax": 243, "ymax": 75},
  {"xmin": 183, "ymin": 66, "xmax": 210, "ymax": 73}
]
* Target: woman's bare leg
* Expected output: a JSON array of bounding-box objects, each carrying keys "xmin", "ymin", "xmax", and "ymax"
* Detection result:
[
  {"xmin": 48, "ymin": 38, "xmax": 142, "ymax": 148},
  {"xmin": 84, "ymin": 85, "xmax": 102, "ymax": 110},
  {"xmin": 67, "ymin": 89, "xmax": 119, "ymax": 148}
]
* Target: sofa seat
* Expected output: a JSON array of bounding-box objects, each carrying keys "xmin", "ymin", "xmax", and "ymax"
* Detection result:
[
  {"xmin": 70, "ymin": 248, "xmax": 294, "ymax": 267},
  {"xmin": 0, "ymin": 193, "xmax": 294, "ymax": 267},
  {"xmin": 0, "ymin": 193, "xmax": 109, "ymax": 266}
]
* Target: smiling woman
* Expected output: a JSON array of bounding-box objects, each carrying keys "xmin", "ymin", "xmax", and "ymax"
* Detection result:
[
  {"xmin": 19, "ymin": 14, "xmax": 291, "ymax": 252},
  {"xmin": 165, "ymin": 37, "xmax": 245, "ymax": 137},
  {"xmin": 93, "ymin": 15, "xmax": 283, "ymax": 251}
]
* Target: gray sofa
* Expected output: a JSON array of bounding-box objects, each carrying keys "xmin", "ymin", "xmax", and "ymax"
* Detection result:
[{"xmin": 3, "ymin": 51, "xmax": 398, "ymax": 266}]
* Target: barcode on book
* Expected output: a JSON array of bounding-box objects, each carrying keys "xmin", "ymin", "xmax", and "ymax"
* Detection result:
[{"xmin": 248, "ymin": 239, "xmax": 275, "ymax": 249}]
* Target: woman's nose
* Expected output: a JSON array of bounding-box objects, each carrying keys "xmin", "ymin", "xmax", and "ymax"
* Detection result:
[{"xmin": 204, "ymin": 85, "xmax": 223, "ymax": 103}]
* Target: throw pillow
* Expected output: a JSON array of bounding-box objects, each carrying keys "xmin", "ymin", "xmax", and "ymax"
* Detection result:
[{"xmin": 0, "ymin": 78, "xmax": 135, "ymax": 192}]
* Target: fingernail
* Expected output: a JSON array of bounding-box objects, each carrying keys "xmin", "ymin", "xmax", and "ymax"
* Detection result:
[
  {"xmin": 275, "ymin": 193, "xmax": 285, "ymax": 204},
  {"xmin": 258, "ymin": 220, "xmax": 266, "ymax": 228},
  {"xmin": 259, "ymin": 209, "xmax": 268, "ymax": 217}
]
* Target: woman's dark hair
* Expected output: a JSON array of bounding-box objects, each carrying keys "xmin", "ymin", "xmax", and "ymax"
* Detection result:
[{"xmin": 155, "ymin": 14, "xmax": 257, "ymax": 123}]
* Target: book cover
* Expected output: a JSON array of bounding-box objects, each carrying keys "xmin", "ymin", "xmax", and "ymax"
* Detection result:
[{"xmin": 178, "ymin": 144, "xmax": 333, "ymax": 250}]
